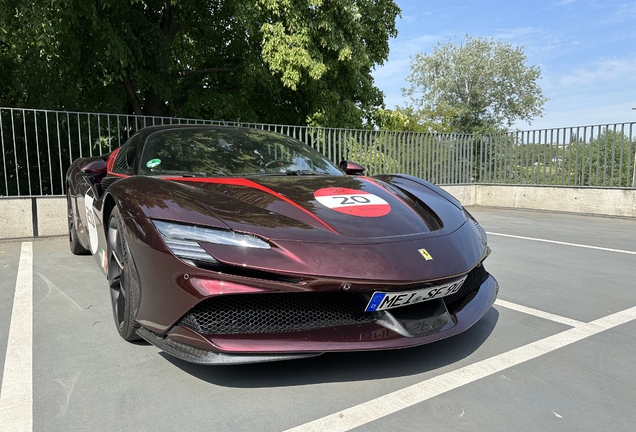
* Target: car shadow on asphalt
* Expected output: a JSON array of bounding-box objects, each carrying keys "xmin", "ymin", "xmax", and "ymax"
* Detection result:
[{"xmin": 158, "ymin": 307, "xmax": 499, "ymax": 387}]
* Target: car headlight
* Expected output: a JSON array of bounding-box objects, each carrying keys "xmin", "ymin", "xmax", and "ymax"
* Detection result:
[{"xmin": 152, "ymin": 220, "xmax": 270, "ymax": 263}]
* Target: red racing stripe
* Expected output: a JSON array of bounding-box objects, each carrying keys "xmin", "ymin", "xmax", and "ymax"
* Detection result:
[{"xmin": 165, "ymin": 177, "xmax": 339, "ymax": 234}]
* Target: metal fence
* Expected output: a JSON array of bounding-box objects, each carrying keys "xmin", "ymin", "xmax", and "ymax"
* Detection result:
[
  {"xmin": 475, "ymin": 125, "xmax": 636, "ymax": 188},
  {"xmin": 1, "ymin": 107, "xmax": 635, "ymax": 197}
]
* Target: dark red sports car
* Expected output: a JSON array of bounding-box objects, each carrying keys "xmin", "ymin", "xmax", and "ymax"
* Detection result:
[{"xmin": 66, "ymin": 125, "xmax": 498, "ymax": 364}]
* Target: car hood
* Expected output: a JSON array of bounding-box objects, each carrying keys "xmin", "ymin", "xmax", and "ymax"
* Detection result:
[
  {"xmin": 112, "ymin": 175, "xmax": 481, "ymax": 280},
  {"xmin": 137, "ymin": 175, "xmax": 467, "ymax": 243}
]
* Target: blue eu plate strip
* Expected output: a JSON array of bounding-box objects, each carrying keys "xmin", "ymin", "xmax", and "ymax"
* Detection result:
[{"xmin": 366, "ymin": 293, "xmax": 386, "ymax": 312}]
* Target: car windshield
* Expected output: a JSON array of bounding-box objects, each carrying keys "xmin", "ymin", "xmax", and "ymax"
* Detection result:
[{"xmin": 138, "ymin": 127, "xmax": 343, "ymax": 177}]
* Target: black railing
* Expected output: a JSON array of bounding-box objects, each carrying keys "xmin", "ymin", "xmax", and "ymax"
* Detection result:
[{"xmin": 1, "ymin": 107, "xmax": 634, "ymax": 197}]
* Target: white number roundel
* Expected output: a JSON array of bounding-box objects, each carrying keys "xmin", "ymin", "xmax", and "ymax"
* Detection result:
[
  {"xmin": 314, "ymin": 187, "xmax": 391, "ymax": 217},
  {"xmin": 84, "ymin": 193, "xmax": 99, "ymax": 254}
]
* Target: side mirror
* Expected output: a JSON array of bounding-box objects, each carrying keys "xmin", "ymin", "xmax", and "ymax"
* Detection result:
[
  {"xmin": 81, "ymin": 160, "xmax": 107, "ymax": 175},
  {"xmin": 339, "ymin": 160, "xmax": 365, "ymax": 176}
]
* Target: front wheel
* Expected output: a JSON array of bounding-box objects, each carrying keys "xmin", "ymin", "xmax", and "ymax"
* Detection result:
[{"xmin": 107, "ymin": 207, "xmax": 141, "ymax": 341}]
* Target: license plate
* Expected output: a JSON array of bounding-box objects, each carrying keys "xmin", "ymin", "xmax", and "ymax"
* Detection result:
[{"xmin": 365, "ymin": 276, "xmax": 467, "ymax": 312}]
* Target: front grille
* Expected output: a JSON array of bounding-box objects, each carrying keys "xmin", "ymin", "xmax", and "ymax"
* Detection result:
[
  {"xmin": 442, "ymin": 265, "xmax": 489, "ymax": 307},
  {"xmin": 180, "ymin": 266, "xmax": 491, "ymax": 335},
  {"xmin": 180, "ymin": 292, "xmax": 374, "ymax": 335}
]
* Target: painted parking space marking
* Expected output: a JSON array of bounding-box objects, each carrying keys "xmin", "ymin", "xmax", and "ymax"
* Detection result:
[
  {"xmin": 495, "ymin": 299, "xmax": 586, "ymax": 327},
  {"xmin": 0, "ymin": 242, "xmax": 33, "ymax": 432},
  {"xmin": 284, "ymin": 305, "xmax": 636, "ymax": 432},
  {"xmin": 487, "ymin": 232, "xmax": 636, "ymax": 255},
  {"xmin": 1, "ymin": 229, "xmax": 633, "ymax": 432}
]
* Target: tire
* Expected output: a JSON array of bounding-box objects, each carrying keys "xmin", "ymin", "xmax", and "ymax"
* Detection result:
[
  {"xmin": 67, "ymin": 191, "xmax": 89, "ymax": 255},
  {"xmin": 107, "ymin": 207, "xmax": 141, "ymax": 341}
]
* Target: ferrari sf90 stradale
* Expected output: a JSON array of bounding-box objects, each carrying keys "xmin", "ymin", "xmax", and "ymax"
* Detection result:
[{"xmin": 66, "ymin": 125, "xmax": 498, "ymax": 364}]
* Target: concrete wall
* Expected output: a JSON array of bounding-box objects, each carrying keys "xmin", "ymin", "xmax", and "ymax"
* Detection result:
[
  {"xmin": 1, "ymin": 197, "xmax": 66, "ymax": 240},
  {"xmin": 35, "ymin": 197, "xmax": 68, "ymax": 236},
  {"xmin": 0, "ymin": 199, "xmax": 33, "ymax": 239},
  {"xmin": 441, "ymin": 185, "xmax": 636, "ymax": 218},
  {"xmin": 1, "ymin": 185, "xmax": 635, "ymax": 239}
]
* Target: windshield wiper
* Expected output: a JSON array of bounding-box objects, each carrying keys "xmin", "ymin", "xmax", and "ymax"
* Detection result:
[
  {"xmin": 245, "ymin": 170, "xmax": 328, "ymax": 177},
  {"xmin": 285, "ymin": 169, "xmax": 327, "ymax": 176},
  {"xmin": 180, "ymin": 171, "xmax": 228, "ymax": 178}
]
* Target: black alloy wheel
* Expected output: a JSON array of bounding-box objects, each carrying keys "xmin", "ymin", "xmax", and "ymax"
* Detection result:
[{"xmin": 107, "ymin": 207, "xmax": 141, "ymax": 341}]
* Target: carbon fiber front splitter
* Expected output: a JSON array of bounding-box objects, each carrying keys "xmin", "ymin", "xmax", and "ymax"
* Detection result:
[{"xmin": 136, "ymin": 326, "xmax": 323, "ymax": 365}]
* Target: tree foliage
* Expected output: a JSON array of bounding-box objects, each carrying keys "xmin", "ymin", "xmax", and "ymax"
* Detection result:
[
  {"xmin": 565, "ymin": 128, "xmax": 635, "ymax": 187},
  {"xmin": 374, "ymin": 106, "xmax": 455, "ymax": 133},
  {"xmin": 403, "ymin": 35, "xmax": 547, "ymax": 133},
  {"xmin": 0, "ymin": 0, "xmax": 400, "ymax": 127},
  {"xmin": 469, "ymin": 128, "xmax": 636, "ymax": 187}
]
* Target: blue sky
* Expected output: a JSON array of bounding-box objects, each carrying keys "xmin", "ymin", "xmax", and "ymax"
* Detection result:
[{"xmin": 372, "ymin": 0, "xmax": 636, "ymax": 130}]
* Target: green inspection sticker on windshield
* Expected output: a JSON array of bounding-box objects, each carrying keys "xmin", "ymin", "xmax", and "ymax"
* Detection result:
[{"xmin": 146, "ymin": 158, "xmax": 161, "ymax": 168}]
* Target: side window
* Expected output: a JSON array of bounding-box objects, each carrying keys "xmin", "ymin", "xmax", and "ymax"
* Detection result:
[{"xmin": 112, "ymin": 135, "xmax": 142, "ymax": 175}]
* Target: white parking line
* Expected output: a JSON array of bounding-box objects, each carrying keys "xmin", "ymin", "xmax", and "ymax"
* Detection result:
[
  {"xmin": 495, "ymin": 299, "xmax": 586, "ymax": 327},
  {"xmin": 0, "ymin": 242, "xmax": 33, "ymax": 432},
  {"xmin": 487, "ymin": 232, "xmax": 636, "ymax": 255},
  {"xmin": 284, "ymin": 305, "xmax": 636, "ymax": 432}
]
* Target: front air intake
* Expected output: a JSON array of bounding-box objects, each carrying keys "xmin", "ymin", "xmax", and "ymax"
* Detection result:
[{"xmin": 180, "ymin": 292, "xmax": 374, "ymax": 334}]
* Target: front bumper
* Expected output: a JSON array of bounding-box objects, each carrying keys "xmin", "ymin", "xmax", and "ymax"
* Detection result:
[{"xmin": 137, "ymin": 274, "xmax": 498, "ymax": 365}]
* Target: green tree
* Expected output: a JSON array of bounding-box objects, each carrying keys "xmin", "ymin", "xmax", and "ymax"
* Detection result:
[
  {"xmin": 403, "ymin": 35, "xmax": 547, "ymax": 133},
  {"xmin": 344, "ymin": 133, "xmax": 398, "ymax": 175},
  {"xmin": 373, "ymin": 106, "xmax": 454, "ymax": 133},
  {"xmin": 565, "ymin": 128, "xmax": 635, "ymax": 187},
  {"xmin": 371, "ymin": 106, "xmax": 470, "ymax": 182},
  {"xmin": 0, "ymin": 0, "xmax": 400, "ymax": 127}
]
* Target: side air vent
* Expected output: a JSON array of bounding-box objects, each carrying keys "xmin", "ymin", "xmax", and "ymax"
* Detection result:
[{"xmin": 100, "ymin": 176, "xmax": 122, "ymax": 191}]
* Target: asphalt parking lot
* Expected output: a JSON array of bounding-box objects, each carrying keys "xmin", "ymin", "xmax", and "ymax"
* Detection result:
[{"xmin": 1, "ymin": 207, "xmax": 635, "ymax": 432}]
